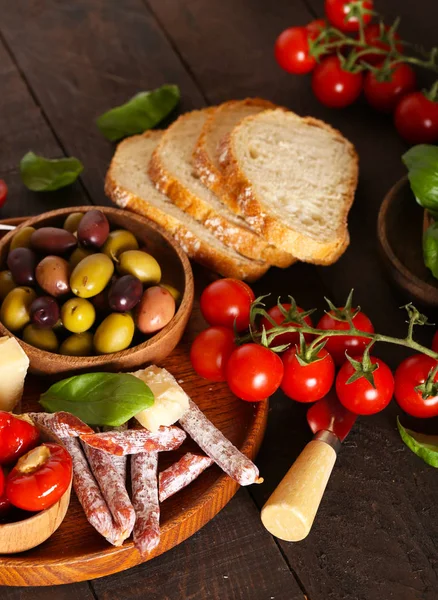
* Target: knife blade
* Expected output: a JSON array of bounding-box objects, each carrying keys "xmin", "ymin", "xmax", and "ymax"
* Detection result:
[{"xmin": 261, "ymin": 391, "xmax": 357, "ymax": 543}]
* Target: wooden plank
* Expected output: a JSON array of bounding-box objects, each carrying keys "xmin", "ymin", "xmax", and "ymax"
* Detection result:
[
  {"xmin": 0, "ymin": 583, "xmax": 95, "ymax": 600},
  {"xmin": 0, "ymin": 0, "xmax": 206, "ymax": 206},
  {"xmin": 0, "ymin": 40, "xmax": 89, "ymax": 219},
  {"xmin": 91, "ymin": 489, "xmax": 304, "ymax": 600}
]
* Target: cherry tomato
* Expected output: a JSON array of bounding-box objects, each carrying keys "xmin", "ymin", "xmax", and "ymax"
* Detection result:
[
  {"xmin": 0, "ymin": 180, "xmax": 7, "ymax": 208},
  {"xmin": 190, "ymin": 326, "xmax": 236, "ymax": 382},
  {"xmin": 6, "ymin": 443, "xmax": 72, "ymax": 512},
  {"xmin": 307, "ymin": 19, "xmax": 328, "ymax": 40},
  {"xmin": 394, "ymin": 354, "xmax": 438, "ymax": 418},
  {"xmin": 226, "ymin": 343, "xmax": 284, "ymax": 402},
  {"xmin": 260, "ymin": 304, "xmax": 313, "ymax": 348},
  {"xmin": 364, "ymin": 63, "xmax": 416, "ymax": 113},
  {"xmin": 362, "ymin": 23, "xmax": 402, "ymax": 65},
  {"xmin": 325, "ymin": 0, "xmax": 373, "ymax": 33},
  {"xmin": 281, "ymin": 348, "xmax": 335, "ymax": 403},
  {"xmin": 394, "ymin": 92, "xmax": 438, "ymax": 144},
  {"xmin": 0, "ymin": 466, "xmax": 4, "ymax": 497},
  {"xmin": 274, "ymin": 26, "xmax": 316, "ymax": 75},
  {"xmin": 316, "ymin": 309, "xmax": 374, "ymax": 366},
  {"xmin": 0, "ymin": 492, "xmax": 11, "ymax": 517},
  {"xmin": 432, "ymin": 331, "xmax": 438, "ymax": 353},
  {"xmin": 0, "ymin": 412, "xmax": 40, "ymax": 465},
  {"xmin": 312, "ymin": 56, "xmax": 363, "ymax": 108},
  {"xmin": 200, "ymin": 279, "xmax": 255, "ymax": 332},
  {"xmin": 336, "ymin": 356, "xmax": 394, "ymax": 415}
]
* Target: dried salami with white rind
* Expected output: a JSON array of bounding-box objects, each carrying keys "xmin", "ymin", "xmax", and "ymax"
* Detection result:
[
  {"xmin": 159, "ymin": 452, "xmax": 214, "ymax": 502},
  {"xmin": 131, "ymin": 452, "xmax": 160, "ymax": 556},
  {"xmin": 80, "ymin": 426, "xmax": 186, "ymax": 456}
]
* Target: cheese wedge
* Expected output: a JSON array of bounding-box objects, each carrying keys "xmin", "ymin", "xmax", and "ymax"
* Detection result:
[
  {"xmin": 131, "ymin": 365, "xmax": 189, "ymax": 432},
  {"xmin": 0, "ymin": 336, "xmax": 29, "ymax": 411}
]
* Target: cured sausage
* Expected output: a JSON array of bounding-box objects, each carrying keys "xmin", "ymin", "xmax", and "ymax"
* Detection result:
[
  {"xmin": 159, "ymin": 453, "xmax": 214, "ymax": 502},
  {"xmin": 131, "ymin": 452, "xmax": 160, "ymax": 556},
  {"xmin": 103, "ymin": 424, "xmax": 128, "ymax": 483},
  {"xmin": 178, "ymin": 400, "xmax": 261, "ymax": 486},
  {"xmin": 81, "ymin": 441, "xmax": 135, "ymax": 542},
  {"xmin": 28, "ymin": 411, "xmax": 94, "ymax": 437},
  {"xmin": 80, "ymin": 426, "xmax": 186, "ymax": 456}
]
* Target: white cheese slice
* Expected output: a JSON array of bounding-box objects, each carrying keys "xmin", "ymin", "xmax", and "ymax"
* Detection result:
[
  {"xmin": 0, "ymin": 336, "xmax": 29, "ymax": 411},
  {"xmin": 131, "ymin": 365, "xmax": 189, "ymax": 432}
]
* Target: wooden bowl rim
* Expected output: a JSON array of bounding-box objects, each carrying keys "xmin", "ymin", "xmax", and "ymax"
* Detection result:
[
  {"xmin": 0, "ymin": 206, "xmax": 194, "ymax": 367},
  {"xmin": 378, "ymin": 176, "xmax": 438, "ymax": 299}
]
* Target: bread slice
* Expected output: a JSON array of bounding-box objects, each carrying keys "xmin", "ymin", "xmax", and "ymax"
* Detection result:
[
  {"xmin": 105, "ymin": 131, "xmax": 269, "ymax": 282},
  {"xmin": 219, "ymin": 109, "xmax": 359, "ymax": 265},
  {"xmin": 193, "ymin": 98, "xmax": 277, "ymax": 205},
  {"xmin": 148, "ymin": 109, "xmax": 295, "ymax": 268}
]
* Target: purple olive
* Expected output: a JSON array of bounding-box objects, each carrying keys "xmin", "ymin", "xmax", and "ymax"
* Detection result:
[
  {"xmin": 77, "ymin": 210, "xmax": 110, "ymax": 248},
  {"xmin": 108, "ymin": 275, "xmax": 143, "ymax": 312},
  {"xmin": 31, "ymin": 227, "xmax": 77, "ymax": 255},
  {"xmin": 30, "ymin": 296, "xmax": 60, "ymax": 329},
  {"xmin": 7, "ymin": 247, "xmax": 37, "ymax": 285}
]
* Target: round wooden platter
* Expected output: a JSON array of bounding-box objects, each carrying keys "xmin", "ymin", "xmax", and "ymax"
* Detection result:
[{"xmin": 0, "ymin": 218, "xmax": 269, "ymax": 586}]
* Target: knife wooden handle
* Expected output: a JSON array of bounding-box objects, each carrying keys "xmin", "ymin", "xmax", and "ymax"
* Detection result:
[{"xmin": 261, "ymin": 435, "xmax": 337, "ymax": 542}]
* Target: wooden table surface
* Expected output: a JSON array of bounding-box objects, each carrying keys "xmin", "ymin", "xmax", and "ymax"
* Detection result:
[{"xmin": 1, "ymin": 1, "xmax": 437, "ymax": 598}]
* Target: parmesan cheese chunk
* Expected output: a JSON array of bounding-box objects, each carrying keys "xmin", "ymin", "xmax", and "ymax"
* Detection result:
[
  {"xmin": 0, "ymin": 336, "xmax": 29, "ymax": 411},
  {"xmin": 131, "ymin": 366, "xmax": 189, "ymax": 432}
]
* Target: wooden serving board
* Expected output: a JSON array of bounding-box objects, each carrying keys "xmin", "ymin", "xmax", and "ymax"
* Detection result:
[{"xmin": 0, "ymin": 219, "xmax": 269, "ymax": 586}]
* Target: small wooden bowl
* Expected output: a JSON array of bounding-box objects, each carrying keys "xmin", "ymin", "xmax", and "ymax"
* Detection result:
[
  {"xmin": 378, "ymin": 176, "xmax": 438, "ymax": 308},
  {"xmin": 0, "ymin": 206, "xmax": 194, "ymax": 375},
  {"xmin": 0, "ymin": 425, "xmax": 72, "ymax": 554}
]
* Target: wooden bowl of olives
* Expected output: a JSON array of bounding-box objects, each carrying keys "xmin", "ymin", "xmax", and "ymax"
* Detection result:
[{"xmin": 0, "ymin": 206, "xmax": 194, "ymax": 375}]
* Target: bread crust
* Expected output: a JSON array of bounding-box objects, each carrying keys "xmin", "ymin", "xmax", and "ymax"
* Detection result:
[
  {"xmin": 148, "ymin": 110, "xmax": 295, "ymax": 269},
  {"xmin": 218, "ymin": 110, "xmax": 358, "ymax": 265},
  {"xmin": 105, "ymin": 135, "xmax": 269, "ymax": 282}
]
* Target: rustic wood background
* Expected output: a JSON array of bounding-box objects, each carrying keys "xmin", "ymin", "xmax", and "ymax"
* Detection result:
[{"xmin": 0, "ymin": 1, "xmax": 437, "ymax": 598}]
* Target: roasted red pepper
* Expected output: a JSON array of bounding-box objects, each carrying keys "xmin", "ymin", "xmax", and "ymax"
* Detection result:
[
  {"xmin": 0, "ymin": 412, "xmax": 40, "ymax": 465},
  {"xmin": 6, "ymin": 443, "xmax": 72, "ymax": 512}
]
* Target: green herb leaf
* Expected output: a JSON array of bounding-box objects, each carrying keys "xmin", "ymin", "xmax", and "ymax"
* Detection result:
[
  {"xmin": 402, "ymin": 145, "xmax": 438, "ymax": 216},
  {"xmin": 96, "ymin": 85, "xmax": 180, "ymax": 141},
  {"xmin": 423, "ymin": 221, "xmax": 438, "ymax": 279},
  {"xmin": 20, "ymin": 152, "xmax": 84, "ymax": 192},
  {"xmin": 39, "ymin": 373, "xmax": 154, "ymax": 426},
  {"xmin": 397, "ymin": 417, "xmax": 438, "ymax": 467}
]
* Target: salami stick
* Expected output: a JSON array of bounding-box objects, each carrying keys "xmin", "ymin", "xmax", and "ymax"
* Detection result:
[
  {"xmin": 28, "ymin": 412, "xmax": 94, "ymax": 437},
  {"xmin": 178, "ymin": 400, "xmax": 262, "ymax": 486},
  {"xmin": 159, "ymin": 453, "xmax": 214, "ymax": 502},
  {"xmin": 131, "ymin": 452, "xmax": 160, "ymax": 557},
  {"xmin": 62, "ymin": 437, "xmax": 124, "ymax": 546},
  {"xmin": 80, "ymin": 426, "xmax": 186, "ymax": 456},
  {"xmin": 103, "ymin": 424, "xmax": 128, "ymax": 483},
  {"xmin": 81, "ymin": 442, "xmax": 135, "ymax": 542}
]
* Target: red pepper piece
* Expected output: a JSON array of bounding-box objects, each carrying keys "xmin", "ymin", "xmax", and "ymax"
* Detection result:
[{"xmin": 0, "ymin": 412, "xmax": 40, "ymax": 465}]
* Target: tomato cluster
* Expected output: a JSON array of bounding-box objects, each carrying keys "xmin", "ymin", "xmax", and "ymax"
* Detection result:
[
  {"xmin": 0, "ymin": 412, "xmax": 72, "ymax": 519},
  {"xmin": 274, "ymin": 0, "xmax": 438, "ymax": 144},
  {"xmin": 191, "ymin": 279, "xmax": 438, "ymax": 420}
]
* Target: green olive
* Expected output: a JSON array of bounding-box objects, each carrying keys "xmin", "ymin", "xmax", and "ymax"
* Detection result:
[
  {"xmin": 118, "ymin": 250, "xmax": 161, "ymax": 284},
  {"xmin": 10, "ymin": 227, "xmax": 36, "ymax": 251},
  {"xmin": 63, "ymin": 212, "xmax": 84, "ymax": 233},
  {"xmin": 0, "ymin": 287, "xmax": 37, "ymax": 331},
  {"xmin": 69, "ymin": 247, "xmax": 95, "ymax": 270},
  {"xmin": 61, "ymin": 298, "xmax": 96, "ymax": 333},
  {"xmin": 23, "ymin": 324, "xmax": 58, "ymax": 352},
  {"xmin": 60, "ymin": 332, "xmax": 94, "ymax": 356},
  {"xmin": 102, "ymin": 230, "xmax": 139, "ymax": 261},
  {"xmin": 70, "ymin": 253, "xmax": 114, "ymax": 298},
  {"xmin": 0, "ymin": 271, "xmax": 16, "ymax": 301},
  {"xmin": 160, "ymin": 283, "xmax": 181, "ymax": 306},
  {"xmin": 94, "ymin": 312, "xmax": 135, "ymax": 354}
]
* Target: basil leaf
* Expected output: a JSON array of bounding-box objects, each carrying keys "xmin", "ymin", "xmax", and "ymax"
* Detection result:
[
  {"xmin": 39, "ymin": 372, "xmax": 154, "ymax": 426},
  {"xmin": 423, "ymin": 222, "xmax": 438, "ymax": 279},
  {"xmin": 20, "ymin": 152, "xmax": 84, "ymax": 191},
  {"xmin": 96, "ymin": 84, "xmax": 180, "ymax": 141},
  {"xmin": 402, "ymin": 144, "xmax": 438, "ymax": 216},
  {"xmin": 397, "ymin": 417, "xmax": 438, "ymax": 467}
]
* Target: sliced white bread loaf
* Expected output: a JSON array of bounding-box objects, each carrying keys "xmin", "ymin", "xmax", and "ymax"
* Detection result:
[
  {"xmin": 193, "ymin": 98, "xmax": 277, "ymax": 205},
  {"xmin": 148, "ymin": 108, "xmax": 295, "ymax": 269},
  {"xmin": 219, "ymin": 109, "xmax": 359, "ymax": 265},
  {"xmin": 105, "ymin": 131, "xmax": 269, "ymax": 282}
]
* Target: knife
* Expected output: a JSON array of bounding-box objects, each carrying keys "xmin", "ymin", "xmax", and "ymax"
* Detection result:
[{"xmin": 261, "ymin": 391, "xmax": 357, "ymax": 542}]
